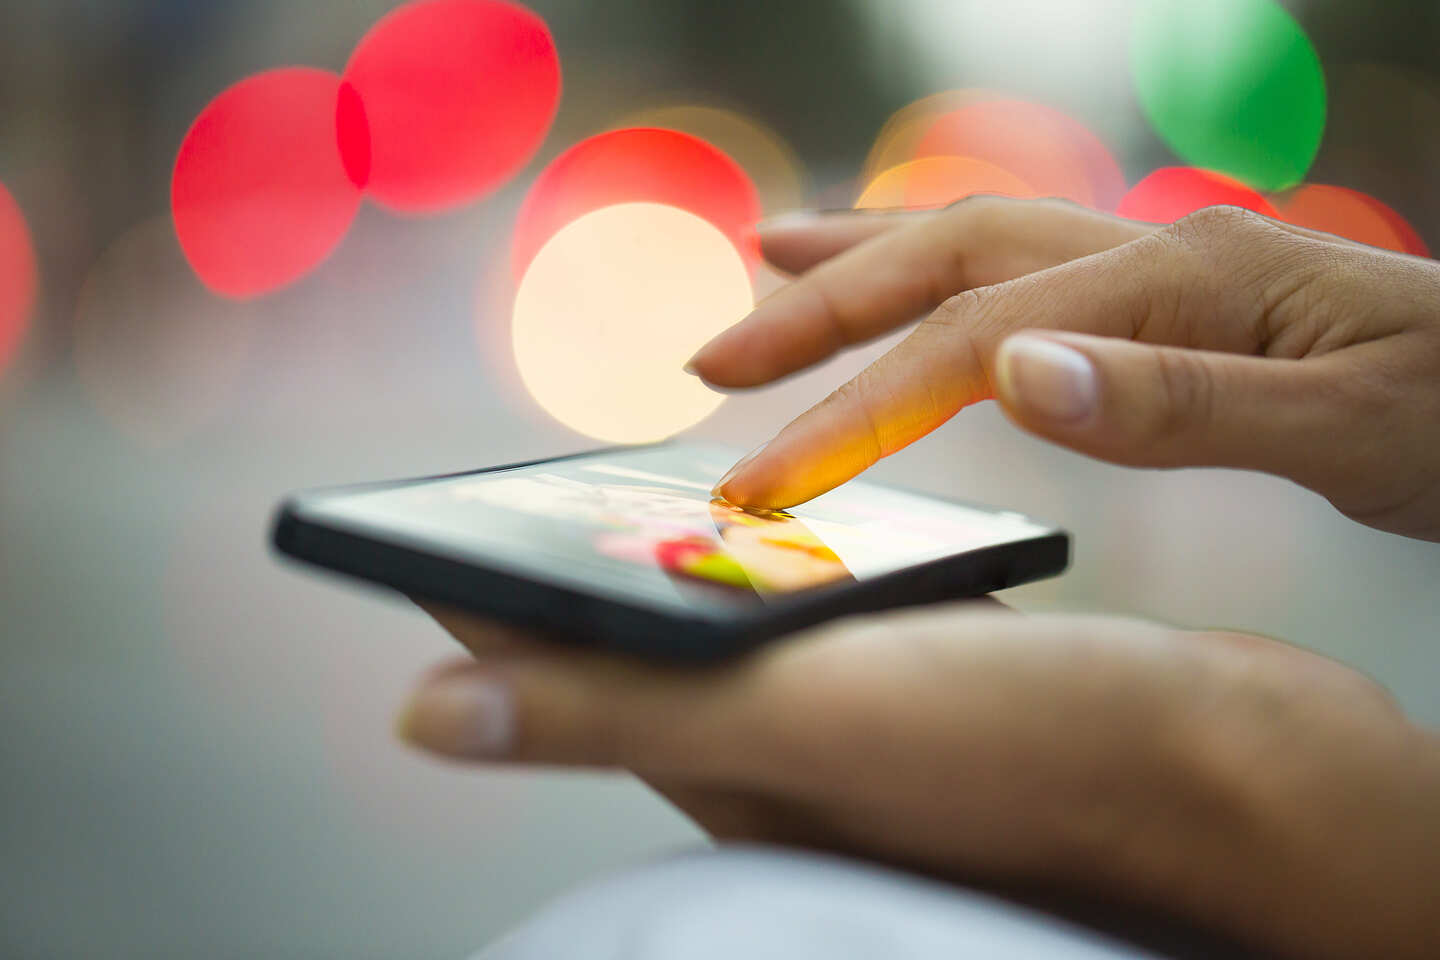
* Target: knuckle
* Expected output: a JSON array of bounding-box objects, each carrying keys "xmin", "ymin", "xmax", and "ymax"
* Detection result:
[
  {"xmin": 1130, "ymin": 223, "xmax": 1197, "ymax": 295},
  {"xmin": 1149, "ymin": 210, "xmax": 1302, "ymax": 349},
  {"xmin": 1163, "ymin": 206, "xmax": 1293, "ymax": 278},
  {"xmin": 928, "ymin": 287, "xmax": 988, "ymax": 330},
  {"xmin": 923, "ymin": 289, "xmax": 997, "ymax": 399},
  {"xmin": 942, "ymin": 192, "xmax": 1007, "ymax": 220},
  {"xmin": 1166, "ymin": 204, "xmax": 1269, "ymax": 246},
  {"xmin": 1127, "ymin": 223, "xmax": 1185, "ymax": 262},
  {"xmin": 942, "ymin": 193, "xmax": 1078, "ymax": 237},
  {"xmin": 1023, "ymin": 194, "xmax": 1086, "ymax": 213},
  {"xmin": 1160, "ymin": 207, "xmax": 1282, "ymax": 295},
  {"xmin": 802, "ymin": 277, "xmax": 860, "ymax": 351}
]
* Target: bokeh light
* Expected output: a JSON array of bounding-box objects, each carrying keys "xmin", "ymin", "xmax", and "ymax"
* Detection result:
[
  {"xmin": 1359, "ymin": 194, "xmax": 1430, "ymax": 257},
  {"xmin": 864, "ymin": 90, "xmax": 994, "ymax": 185},
  {"xmin": 0, "ymin": 180, "xmax": 37, "ymax": 376},
  {"xmin": 171, "ymin": 67, "xmax": 363, "ymax": 299},
  {"xmin": 1116, "ymin": 167, "xmax": 1278, "ymax": 223},
  {"xmin": 1130, "ymin": 0, "xmax": 1325, "ymax": 191},
  {"xmin": 1276, "ymin": 184, "xmax": 1422, "ymax": 254},
  {"xmin": 74, "ymin": 218, "xmax": 254, "ymax": 446},
  {"xmin": 511, "ymin": 203, "xmax": 751, "ymax": 443},
  {"xmin": 1308, "ymin": 63, "xmax": 1440, "ymax": 259},
  {"xmin": 863, "ymin": 90, "xmax": 1123, "ymax": 210},
  {"xmin": 511, "ymin": 128, "xmax": 762, "ymax": 283},
  {"xmin": 914, "ymin": 98, "xmax": 1125, "ymax": 209},
  {"xmin": 616, "ymin": 105, "xmax": 805, "ymax": 214},
  {"xmin": 343, "ymin": 0, "xmax": 560, "ymax": 214},
  {"xmin": 855, "ymin": 156, "xmax": 1035, "ymax": 210}
]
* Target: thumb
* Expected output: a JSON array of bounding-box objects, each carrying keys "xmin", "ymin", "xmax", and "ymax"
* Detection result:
[
  {"xmin": 395, "ymin": 649, "xmax": 790, "ymax": 786},
  {"xmin": 993, "ymin": 331, "xmax": 1342, "ymax": 476}
]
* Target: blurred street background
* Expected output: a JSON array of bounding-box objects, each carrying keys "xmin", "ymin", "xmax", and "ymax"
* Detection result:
[{"xmin": 1, "ymin": 1, "xmax": 1438, "ymax": 956}]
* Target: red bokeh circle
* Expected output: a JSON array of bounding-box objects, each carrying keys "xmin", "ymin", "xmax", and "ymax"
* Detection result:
[
  {"xmin": 172, "ymin": 67, "xmax": 364, "ymax": 299},
  {"xmin": 1116, "ymin": 167, "xmax": 1279, "ymax": 224},
  {"xmin": 915, "ymin": 99, "xmax": 1126, "ymax": 210},
  {"xmin": 511, "ymin": 127, "xmax": 763, "ymax": 283},
  {"xmin": 0, "ymin": 180, "xmax": 37, "ymax": 375},
  {"xmin": 1277, "ymin": 184, "xmax": 1416, "ymax": 253},
  {"xmin": 343, "ymin": 0, "xmax": 561, "ymax": 214},
  {"xmin": 1356, "ymin": 193, "xmax": 1430, "ymax": 257}
]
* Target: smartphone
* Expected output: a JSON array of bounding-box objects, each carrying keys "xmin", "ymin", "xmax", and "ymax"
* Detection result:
[{"xmin": 271, "ymin": 442, "xmax": 1069, "ymax": 660}]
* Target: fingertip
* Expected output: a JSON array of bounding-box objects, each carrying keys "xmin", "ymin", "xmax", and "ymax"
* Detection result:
[
  {"xmin": 713, "ymin": 473, "xmax": 811, "ymax": 511},
  {"xmin": 710, "ymin": 472, "xmax": 769, "ymax": 510},
  {"xmin": 712, "ymin": 437, "xmax": 841, "ymax": 511},
  {"xmin": 683, "ymin": 343, "xmax": 732, "ymax": 387},
  {"xmin": 711, "ymin": 439, "xmax": 772, "ymax": 504},
  {"xmin": 684, "ymin": 325, "xmax": 772, "ymax": 390}
]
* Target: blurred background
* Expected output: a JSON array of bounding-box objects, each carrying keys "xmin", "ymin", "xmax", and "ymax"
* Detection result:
[{"xmin": 2, "ymin": 0, "xmax": 1438, "ymax": 956}]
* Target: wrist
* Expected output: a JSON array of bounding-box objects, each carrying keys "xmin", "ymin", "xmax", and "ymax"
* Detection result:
[
  {"xmin": 1133, "ymin": 634, "xmax": 1440, "ymax": 959},
  {"xmin": 1245, "ymin": 721, "xmax": 1440, "ymax": 960}
]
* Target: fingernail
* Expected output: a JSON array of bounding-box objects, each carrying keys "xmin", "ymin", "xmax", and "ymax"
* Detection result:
[
  {"xmin": 996, "ymin": 335, "xmax": 1097, "ymax": 423},
  {"xmin": 682, "ymin": 359, "xmax": 699, "ymax": 376},
  {"xmin": 712, "ymin": 440, "xmax": 769, "ymax": 498},
  {"xmin": 397, "ymin": 674, "xmax": 515, "ymax": 758}
]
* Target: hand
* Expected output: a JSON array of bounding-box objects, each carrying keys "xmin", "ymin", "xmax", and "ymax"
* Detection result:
[
  {"xmin": 399, "ymin": 602, "xmax": 1440, "ymax": 960},
  {"xmin": 689, "ymin": 199, "xmax": 1440, "ymax": 541}
]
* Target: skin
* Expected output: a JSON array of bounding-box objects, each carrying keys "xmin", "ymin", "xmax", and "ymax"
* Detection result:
[
  {"xmin": 702, "ymin": 200, "xmax": 1440, "ymax": 540},
  {"xmin": 397, "ymin": 200, "xmax": 1440, "ymax": 959}
]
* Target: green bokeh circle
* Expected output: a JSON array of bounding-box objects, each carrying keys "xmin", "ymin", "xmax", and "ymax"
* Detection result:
[{"xmin": 1131, "ymin": 0, "xmax": 1326, "ymax": 191}]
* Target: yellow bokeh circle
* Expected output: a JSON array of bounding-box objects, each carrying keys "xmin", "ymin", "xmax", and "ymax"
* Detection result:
[{"xmin": 512, "ymin": 202, "xmax": 753, "ymax": 443}]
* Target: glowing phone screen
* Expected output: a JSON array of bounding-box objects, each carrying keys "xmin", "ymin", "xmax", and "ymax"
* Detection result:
[{"xmin": 303, "ymin": 445, "xmax": 1053, "ymax": 614}]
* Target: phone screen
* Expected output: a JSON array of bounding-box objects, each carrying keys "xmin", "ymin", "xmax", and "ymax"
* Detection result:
[{"xmin": 301, "ymin": 444, "xmax": 1053, "ymax": 615}]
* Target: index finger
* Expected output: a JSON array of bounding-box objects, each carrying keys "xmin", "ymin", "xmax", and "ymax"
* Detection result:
[
  {"xmin": 712, "ymin": 237, "xmax": 1167, "ymax": 509},
  {"xmin": 688, "ymin": 197, "xmax": 1153, "ymax": 389}
]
